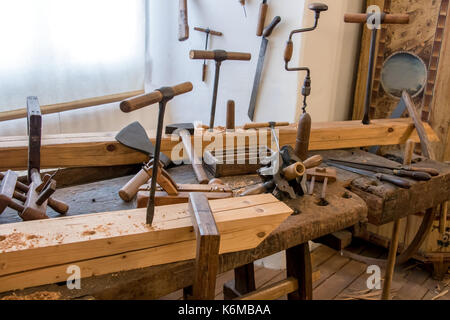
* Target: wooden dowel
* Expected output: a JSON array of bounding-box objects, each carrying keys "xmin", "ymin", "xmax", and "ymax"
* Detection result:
[
  {"xmin": 0, "ymin": 90, "xmax": 145, "ymax": 122},
  {"xmin": 226, "ymin": 100, "xmax": 235, "ymax": 130},
  {"xmin": 243, "ymin": 122, "xmax": 290, "ymax": 130},
  {"xmin": 344, "ymin": 13, "xmax": 409, "ymax": 24},
  {"xmin": 190, "ymin": 50, "xmax": 251, "ymax": 61}
]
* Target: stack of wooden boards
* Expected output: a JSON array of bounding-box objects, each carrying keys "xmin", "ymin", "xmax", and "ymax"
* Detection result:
[{"xmin": 0, "ymin": 194, "xmax": 292, "ymax": 293}]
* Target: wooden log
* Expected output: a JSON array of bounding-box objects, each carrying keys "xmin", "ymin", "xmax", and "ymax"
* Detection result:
[
  {"xmin": 0, "ymin": 194, "xmax": 291, "ymax": 293},
  {"xmin": 0, "ymin": 119, "xmax": 439, "ymax": 171},
  {"xmin": 0, "ymin": 90, "xmax": 144, "ymax": 122}
]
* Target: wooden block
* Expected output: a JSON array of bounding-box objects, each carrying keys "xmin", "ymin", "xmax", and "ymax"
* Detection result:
[
  {"xmin": 0, "ymin": 194, "xmax": 292, "ymax": 293},
  {"xmin": 315, "ymin": 230, "xmax": 353, "ymax": 251},
  {"xmin": 306, "ymin": 167, "xmax": 337, "ymax": 182}
]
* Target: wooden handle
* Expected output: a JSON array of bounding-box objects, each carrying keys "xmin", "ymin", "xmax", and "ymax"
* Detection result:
[
  {"xmin": 180, "ymin": 134, "xmax": 209, "ymax": 184},
  {"xmin": 408, "ymin": 167, "xmax": 440, "ymax": 177},
  {"xmin": 283, "ymin": 162, "xmax": 306, "ymax": 181},
  {"xmin": 262, "ymin": 16, "xmax": 281, "ymax": 38},
  {"xmin": 295, "ymin": 112, "xmax": 312, "ymax": 161},
  {"xmin": 393, "ymin": 169, "xmax": 431, "ymax": 181},
  {"xmin": 226, "ymin": 100, "xmax": 235, "ymax": 130},
  {"xmin": 190, "ymin": 50, "xmax": 251, "ymax": 61},
  {"xmin": 344, "ymin": 13, "xmax": 409, "ymax": 24},
  {"xmin": 47, "ymin": 198, "xmax": 69, "ymax": 215},
  {"xmin": 303, "ymin": 155, "xmax": 323, "ymax": 169},
  {"xmin": 119, "ymin": 169, "xmax": 150, "ymax": 202},
  {"xmin": 256, "ymin": 3, "xmax": 269, "ymax": 36},
  {"xmin": 243, "ymin": 122, "xmax": 289, "ymax": 129},
  {"xmin": 284, "ymin": 41, "xmax": 293, "ymax": 63},
  {"xmin": 179, "ymin": 0, "xmax": 189, "ymax": 41},
  {"xmin": 241, "ymin": 181, "xmax": 274, "ymax": 196},
  {"xmin": 403, "ymin": 139, "xmax": 415, "ymax": 166},
  {"xmin": 120, "ymin": 82, "xmax": 193, "ymax": 113},
  {"xmin": 194, "ymin": 27, "xmax": 223, "ymax": 36}
]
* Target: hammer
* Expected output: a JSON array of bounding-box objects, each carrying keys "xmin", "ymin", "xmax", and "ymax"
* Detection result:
[
  {"xmin": 165, "ymin": 123, "xmax": 209, "ymax": 184},
  {"xmin": 190, "ymin": 50, "xmax": 251, "ymax": 129}
]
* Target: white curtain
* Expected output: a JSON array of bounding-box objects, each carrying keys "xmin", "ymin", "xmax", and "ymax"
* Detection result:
[{"xmin": 0, "ymin": 0, "xmax": 146, "ymax": 136}]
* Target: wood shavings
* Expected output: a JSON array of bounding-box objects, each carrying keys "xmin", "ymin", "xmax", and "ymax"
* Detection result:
[{"xmin": 1, "ymin": 291, "xmax": 61, "ymax": 300}]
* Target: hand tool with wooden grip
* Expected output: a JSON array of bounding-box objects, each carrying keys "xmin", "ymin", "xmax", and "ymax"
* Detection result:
[
  {"xmin": 238, "ymin": 0, "xmax": 247, "ymax": 18},
  {"xmin": 284, "ymin": 3, "xmax": 328, "ymax": 161},
  {"xmin": 327, "ymin": 159, "xmax": 432, "ymax": 181},
  {"xmin": 344, "ymin": 11, "xmax": 409, "ymax": 125},
  {"xmin": 243, "ymin": 121, "xmax": 289, "ymax": 130},
  {"xmin": 226, "ymin": 100, "xmax": 235, "ymax": 130},
  {"xmin": 179, "ymin": 0, "xmax": 189, "ymax": 41},
  {"xmin": 256, "ymin": 0, "xmax": 268, "ymax": 36},
  {"xmin": 120, "ymin": 82, "xmax": 193, "ymax": 225},
  {"xmin": 328, "ymin": 162, "xmax": 412, "ymax": 189},
  {"xmin": 165, "ymin": 123, "xmax": 210, "ymax": 184},
  {"xmin": 194, "ymin": 27, "xmax": 223, "ymax": 82},
  {"xmin": 190, "ymin": 50, "xmax": 251, "ymax": 129},
  {"xmin": 248, "ymin": 16, "xmax": 282, "ymax": 121}
]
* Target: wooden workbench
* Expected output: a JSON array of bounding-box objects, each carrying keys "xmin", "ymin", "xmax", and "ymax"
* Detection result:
[{"xmin": 1, "ymin": 148, "xmax": 448, "ymax": 299}]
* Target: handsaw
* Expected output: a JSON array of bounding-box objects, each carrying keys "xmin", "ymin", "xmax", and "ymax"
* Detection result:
[
  {"xmin": 115, "ymin": 121, "xmax": 171, "ymax": 168},
  {"xmin": 248, "ymin": 16, "xmax": 281, "ymax": 121}
]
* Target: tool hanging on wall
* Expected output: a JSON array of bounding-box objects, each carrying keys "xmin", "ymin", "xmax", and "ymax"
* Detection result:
[
  {"xmin": 0, "ymin": 97, "xmax": 69, "ymax": 221},
  {"xmin": 247, "ymin": 16, "xmax": 281, "ymax": 121},
  {"xmin": 190, "ymin": 50, "xmax": 251, "ymax": 129},
  {"xmin": 284, "ymin": 3, "xmax": 328, "ymax": 161},
  {"xmin": 256, "ymin": 0, "xmax": 269, "ymax": 36},
  {"xmin": 344, "ymin": 11, "xmax": 409, "ymax": 124},
  {"xmin": 194, "ymin": 27, "xmax": 223, "ymax": 82},
  {"xmin": 120, "ymin": 82, "xmax": 193, "ymax": 225},
  {"xmin": 179, "ymin": 0, "xmax": 189, "ymax": 41},
  {"xmin": 238, "ymin": 0, "xmax": 247, "ymax": 18}
]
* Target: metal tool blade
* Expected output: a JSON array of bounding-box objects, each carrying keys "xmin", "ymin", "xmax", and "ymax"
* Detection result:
[
  {"xmin": 116, "ymin": 121, "xmax": 171, "ymax": 167},
  {"xmin": 248, "ymin": 37, "xmax": 269, "ymax": 121},
  {"xmin": 327, "ymin": 159, "xmax": 396, "ymax": 175},
  {"xmin": 327, "ymin": 162, "xmax": 379, "ymax": 179}
]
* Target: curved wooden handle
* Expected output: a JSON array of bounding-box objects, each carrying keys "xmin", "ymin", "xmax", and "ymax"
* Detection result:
[
  {"xmin": 303, "ymin": 155, "xmax": 323, "ymax": 169},
  {"xmin": 284, "ymin": 40, "xmax": 293, "ymax": 63},
  {"xmin": 256, "ymin": 3, "xmax": 268, "ymax": 36},
  {"xmin": 190, "ymin": 50, "xmax": 251, "ymax": 61},
  {"xmin": 344, "ymin": 13, "xmax": 409, "ymax": 24},
  {"xmin": 120, "ymin": 82, "xmax": 193, "ymax": 113},
  {"xmin": 119, "ymin": 169, "xmax": 151, "ymax": 202}
]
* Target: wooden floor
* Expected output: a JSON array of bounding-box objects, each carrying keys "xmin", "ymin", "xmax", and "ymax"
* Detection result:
[{"xmin": 160, "ymin": 240, "xmax": 450, "ymax": 300}]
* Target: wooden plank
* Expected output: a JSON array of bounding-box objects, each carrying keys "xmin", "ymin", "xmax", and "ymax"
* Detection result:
[
  {"xmin": 0, "ymin": 90, "xmax": 145, "ymax": 122},
  {"xmin": 0, "ymin": 195, "xmax": 291, "ymax": 292},
  {"xmin": 0, "ymin": 119, "xmax": 439, "ymax": 171}
]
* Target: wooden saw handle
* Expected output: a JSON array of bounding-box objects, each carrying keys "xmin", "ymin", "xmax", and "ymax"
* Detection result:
[
  {"xmin": 256, "ymin": 1, "xmax": 268, "ymax": 36},
  {"xmin": 190, "ymin": 50, "xmax": 251, "ymax": 61},
  {"xmin": 179, "ymin": 0, "xmax": 189, "ymax": 41},
  {"xmin": 344, "ymin": 13, "xmax": 409, "ymax": 24},
  {"xmin": 120, "ymin": 82, "xmax": 193, "ymax": 113}
]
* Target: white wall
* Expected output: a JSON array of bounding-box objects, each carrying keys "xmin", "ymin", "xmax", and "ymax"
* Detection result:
[{"xmin": 149, "ymin": 0, "xmax": 364, "ymax": 129}]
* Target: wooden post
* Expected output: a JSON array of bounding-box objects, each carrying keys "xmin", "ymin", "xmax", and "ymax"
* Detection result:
[
  {"xmin": 223, "ymin": 263, "xmax": 256, "ymax": 299},
  {"xmin": 286, "ymin": 242, "xmax": 313, "ymax": 300},
  {"xmin": 186, "ymin": 193, "xmax": 220, "ymax": 300}
]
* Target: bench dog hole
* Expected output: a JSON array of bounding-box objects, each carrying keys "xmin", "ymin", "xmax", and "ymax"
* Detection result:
[{"xmin": 0, "ymin": 236, "xmax": 6, "ymax": 242}]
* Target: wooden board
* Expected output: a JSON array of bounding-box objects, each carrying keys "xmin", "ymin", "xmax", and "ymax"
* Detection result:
[
  {"xmin": 0, "ymin": 119, "xmax": 439, "ymax": 171},
  {"xmin": 0, "ymin": 194, "xmax": 291, "ymax": 293}
]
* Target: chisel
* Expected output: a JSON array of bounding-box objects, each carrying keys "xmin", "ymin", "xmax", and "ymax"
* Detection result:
[
  {"xmin": 248, "ymin": 16, "xmax": 281, "ymax": 121},
  {"xmin": 327, "ymin": 162, "xmax": 412, "ymax": 189}
]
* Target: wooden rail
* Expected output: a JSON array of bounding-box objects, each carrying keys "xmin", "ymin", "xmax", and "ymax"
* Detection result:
[{"xmin": 0, "ymin": 119, "xmax": 439, "ymax": 171}]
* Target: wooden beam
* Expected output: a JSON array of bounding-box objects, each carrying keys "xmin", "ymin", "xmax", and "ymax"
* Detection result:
[
  {"xmin": 0, "ymin": 119, "xmax": 439, "ymax": 171},
  {"xmin": 0, "ymin": 194, "xmax": 291, "ymax": 293},
  {"xmin": 0, "ymin": 90, "xmax": 145, "ymax": 122}
]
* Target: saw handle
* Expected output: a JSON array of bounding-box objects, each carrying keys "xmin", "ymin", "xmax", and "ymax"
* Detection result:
[
  {"xmin": 256, "ymin": 1, "xmax": 269, "ymax": 36},
  {"xmin": 263, "ymin": 16, "xmax": 281, "ymax": 38},
  {"xmin": 190, "ymin": 50, "xmax": 251, "ymax": 61},
  {"xmin": 120, "ymin": 82, "xmax": 193, "ymax": 113},
  {"xmin": 344, "ymin": 13, "xmax": 409, "ymax": 24}
]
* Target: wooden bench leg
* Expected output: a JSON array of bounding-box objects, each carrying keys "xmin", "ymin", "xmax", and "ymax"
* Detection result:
[
  {"xmin": 286, "ymin": 242, "xmax": 313, "ymax": 300},
  {"xmin": 186, "ymin": 193, "xmax": 220, "ymax": 300},
  {"xmin": 223, "ymin": 263, "xmax": 256, "ymax": 299}
]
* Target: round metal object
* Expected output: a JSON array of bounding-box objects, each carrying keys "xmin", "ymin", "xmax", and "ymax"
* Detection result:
[{"xmin": 381, "ymin": 51, "xmax": 427, "ymax": 99}]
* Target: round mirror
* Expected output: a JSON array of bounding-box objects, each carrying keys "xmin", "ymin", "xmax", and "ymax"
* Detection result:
[{"xmin": 381, "ymin": 52, "xmax": 427, "ymax": 99}]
